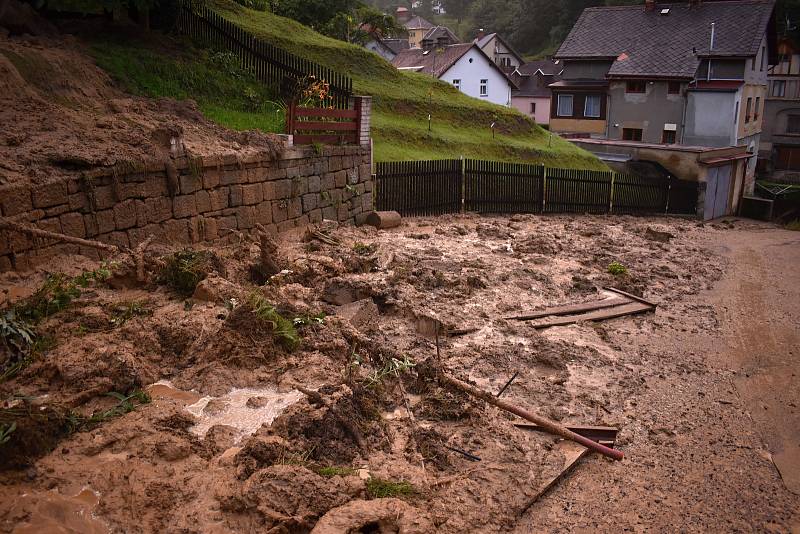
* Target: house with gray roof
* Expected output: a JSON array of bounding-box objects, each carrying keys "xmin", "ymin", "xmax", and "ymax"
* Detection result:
[
  {"xmin": 511, "ymin": 60, "xmax": 563, "ymax": 125},
  {"xmin": 391, "ymin": 43, "xmax": 514, "ymax": 106},
  {"xmin": 551, "ymin": 0, "xmax": 777, "ymax": 199}
]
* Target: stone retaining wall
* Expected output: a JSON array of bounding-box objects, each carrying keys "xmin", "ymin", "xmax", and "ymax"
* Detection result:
[{"xmin": 0, "ymin": 145, "xmax": 373, "ymax": 271}]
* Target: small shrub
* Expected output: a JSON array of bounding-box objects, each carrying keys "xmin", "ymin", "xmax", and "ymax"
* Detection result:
[
  {"xmin": 16, "ymin": 265, "xmax": 112, "ymax": 323},
  {"xmin": 352, "ymin": 242, "xmax": 377, "ymax": 256},
  {"xmin": 248, "ymin": 293, "xmax": 300, "ymax": 350},
  {"xmin": 366, "ymin": 478, "xmax": 416, "ymax": 499},
  {"xmin": 786, "ymin": 219, "xmax": 800, "ymax": 231},
  {"xmin": 160, "ymin": 250, "xmax": 213, "ymax": 296},
  {"xmin": 82, "ymin": 390, "xmax": 151, "ymax": 430},
  {"xmin": 0, "ymin": 422, "xmax": 16, "ymax": 446},
  {"xmin": 364, "ymin": 355, "xmax": 416, "ymax": 388},
  {"xmin": 607, "ymin": 262, "xmax": 628, "ymax": 276},
  {"xmin": 108, "ymin": 301, "xmax": 152, "ymax": 328}
]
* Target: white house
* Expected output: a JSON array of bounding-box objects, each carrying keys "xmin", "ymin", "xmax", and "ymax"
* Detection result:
[
  {"xmin": 474, "ymin": 31, "xmax": 525, "ymax": 73},
  {"xmin": 391, "ymin": 43, "xmax": 514, "ymax": 107}
]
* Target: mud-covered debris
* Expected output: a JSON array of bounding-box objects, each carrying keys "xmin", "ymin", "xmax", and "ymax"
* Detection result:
[
  {"xmin": 0, "ymin": 401, "xmax": 74, "ymax": 470},
  {"xmin": 336, "ymin": 298, "xmax": 380, "ymax": 331},
  {"xmin": 312, "ymin": 498, "xmax": 435, "ymax": 534}
]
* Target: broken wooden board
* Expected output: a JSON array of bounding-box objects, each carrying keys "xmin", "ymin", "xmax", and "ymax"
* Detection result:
[
  {"xmin": 509, "ymin": 287, "xmax": 656, "ymax": 329},
  {"xmin": 514, "ymin": 423, "xmax": 618, "ymax": 446},
  {"xmin": 517, "ymin": 441, "xmax": 590, "ymax": 517}
]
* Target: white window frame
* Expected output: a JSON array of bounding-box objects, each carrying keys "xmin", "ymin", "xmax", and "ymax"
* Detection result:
[
  {"xmin": 584, "ymin": 94, "xmax": 601, "ymax": 118},
  {"xmin": 773, "ymin": 80, "xmax": 786, "ymax": 97},
  {"xmin": 480, "ymin": 79, "xmax": 488, "ymax": 97},
  {"xmin": 453, "ymin": 79, "xmax": 461, "ymax": 90},
  {"xmin": 557, "ymin": 94, "xmax": 574, "ymax": 117}
]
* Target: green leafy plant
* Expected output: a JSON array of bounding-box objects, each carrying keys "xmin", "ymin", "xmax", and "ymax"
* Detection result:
[
  {"xmin": 1, "ymin": 309, "xmax": 35, "ymax": 359},
  {"xmin": 82, "ymin": 390, "xmax": 151, "ymax": 429},
  {"xmin": 293, "ymin": 312, "xmax": 326, "ymax": 328},
  {"xmin": 366, "ymin": 477, "xmax": 415, "ymax": 499},
  {"xmin": 0, "ymin": 422, "xmax": 16, "ymax": 446},
  {"xmin": 16, "ymin": 265, "xmax": 112, "ymax": 324},
  {"xmin": 108, "ymin": 301, "xmax": 152, "ymax": 328},
  {"xmin": 364, "ymin": 355, "xmax": 416, "ymax": 388},
  {"xmin": 160, "ymin": 250, "xmax": 213, "ymax": 297},
  {"xmin": 607, "ymin": 262, "xmax": 628, "ymax": 276},
  {"xmin": 249, "ymin": 293, "xmax": 301, "ymax": 350},
  {"xmin": 311, "ymin": 142, "xmax": 324, "ymax": 156},
  {"xmin": 787, "ymin": 219, "xmax": 800, "ymax": 231}
]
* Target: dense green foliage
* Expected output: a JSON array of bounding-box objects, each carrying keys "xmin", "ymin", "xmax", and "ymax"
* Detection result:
[
  {"xmin": 205, "ymin": 0, "xmax": 604, "ymax": 167},
  {"xmin": 90, "ymin": 37, "xmax": 285, "ymax": 133}
]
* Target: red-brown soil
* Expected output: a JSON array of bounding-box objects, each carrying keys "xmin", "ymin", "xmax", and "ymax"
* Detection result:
[{"xmin": 0, "ymin": 214, "xmax": 797, "ymax": 533}]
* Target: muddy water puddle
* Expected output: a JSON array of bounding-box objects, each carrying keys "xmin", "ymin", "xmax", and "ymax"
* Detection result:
[
  {"xmin": 185, "ymin": 387, "xmax": 303, "ymax": 442},
  {"xmin": 10, "ymin": 488, "xmax": 106, "ymax": 534}
]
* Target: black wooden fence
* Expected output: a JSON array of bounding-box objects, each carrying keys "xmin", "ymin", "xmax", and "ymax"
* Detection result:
[
  {"xmin": 175, "ymin": 0, "xmax": 353, "ymax": 108},
  {"xmin": 376, "ymin": 159, "xmax": 699, "ymax": 217}
]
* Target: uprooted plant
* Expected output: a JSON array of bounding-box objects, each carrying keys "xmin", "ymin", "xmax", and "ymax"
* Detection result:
[
  {"xmin": 160, "ymin": 250, "xmax": 214, "ymax": 296},
  {"xmin": 248, "ymin": 293, "xmax": 301, "ymax": 350},
  {"xmin": 365, "ymin": 477, "xmax": 416, "ymax": 499},
  {"xmin": 364, "ymin": 355, "xmax": 416, "ymax": 388},
  {"xmin": 81, "ymin": 390, "xmax": 151, "ymax": 430}
]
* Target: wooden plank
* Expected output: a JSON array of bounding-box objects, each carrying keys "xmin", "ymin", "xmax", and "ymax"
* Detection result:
[
  {"xmin": 517, "ymin": 441, "xmax": 590, "ymax": 517},
  {"xmin": 506, "ymin": 296, "xmax": 631, "ymax": 321},
  {"xmin": 513, "ymin": 423, "xmax": 618, "ymax": 445},
  {"xmin": 293, "ymin": 121, "xmax": 358, "ymax": 131},
  {"xmin": 293, "ymin": 134, "xmax": 358, "ymax": 145},
  {"xmin": 528, "ymin": 301, "xmax": 653, "ymax": 329},
  {"xmin": 603, "ymin": 286, "xmax": 658, "ymax": 308},
  {"xmin": 293, "ymin": 108, "xmax": 358, "ymax": 118}
]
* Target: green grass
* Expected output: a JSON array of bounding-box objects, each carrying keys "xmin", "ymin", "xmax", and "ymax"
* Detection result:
[
  {"xmin": 366, "ymin": 477, "xmax": 416, "ymax": 499},
  {"xmin": 204, "ymin": 0, "xmax": 604, "ymax": 169},
  {"xmin": 89, "ymin": 37, "xmax": 285, "ymax": 134},
  {"xmin": 317, "ymin": 466, "xmax": 357, "ymax": 478}
]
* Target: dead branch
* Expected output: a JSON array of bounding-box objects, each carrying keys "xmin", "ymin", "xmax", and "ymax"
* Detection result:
[
  {"xmin": 0, "ymin": 218, "xmax": 120, "ymax": 253},
  {"xmin": 134, "ymin": 235, "xmax": 155, "ymax": 283},
  {"xmin": 439, "ymin": 373, "xmax": 624, "ymax": 461}
]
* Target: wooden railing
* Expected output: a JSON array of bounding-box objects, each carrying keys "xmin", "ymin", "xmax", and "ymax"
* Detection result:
[
  {"xmin": 175, "ymin": 0, "xmax": 353, "ymax": 108},
  {"xmin": 287, "ymin": 101, "xmax": 361, "ymax": 145}
]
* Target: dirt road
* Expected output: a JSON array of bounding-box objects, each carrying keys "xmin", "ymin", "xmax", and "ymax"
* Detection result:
[{"xmin": 520, "ymin": 223, "xmax": 800, "ymax": 532}]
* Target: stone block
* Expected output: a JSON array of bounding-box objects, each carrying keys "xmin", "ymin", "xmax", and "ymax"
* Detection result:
[
  {"xmin": 209, "ymin": 188, "xmax": 229, "ymax": 211},
  {"xmin": 365, "ymin": 180, "xmax": 374, "ymax": 193},
  {"xmin": 359, "ymin": 164, "xmax": 371, "ymax": 182},
  {"xmin": 286, "ymin": 165, "xmax": 301, "ymax": 179},
  {"xmin": 220, "ymin": 170, "xmax": 241, "ymax": 186},
  {"xmin": 202, "ymin": 216, "xmax": 219, "ymax": 241},
  {"xmin": 277, "ymin": 220, "xmax": 295, "ymax": 233},
  {"xmin": 302, "ymin": 193, "xmax": 318, "ymax": 213},
  {"xmin": 99, "ymin": 231, "xmax": 130, "ymax": 249},
  {"xmin": 334, "ymin": 171, "xmax": 347, "ymax": 188},
  {"xmin": 308, "ymin": 208, "xmax": 323, "ymax": 224},
  {"xmin": 195, "ymin": 190, "xmax": 212, "ymax": 214},
  {"xmin": 288, "ymin": 198, "xmax": 302, "ymax": 219},
  {"xmin": 255, "ymin": 201, "xmax": 273, "ymax": 226},
  {"xmin": 362, "ymin": 193, "xmax": 373, "ymax": 212},
  {"xmin": 262, "ymin": 181, "xmax": 276, "ymax": 201},
  {"xmin": 313, "ymin": 160, "xmax": 328, "ymax": 175},
  {"xmin": 0, "ymin": 187, "xmax": 32, "ymax": 216},
  {"xmin": 229, "ymin": 185, "xmax": 243, "ymax": 207},
  {"xmin": 163, "ymin": 219, "xmax": 190, "ymax": 244},
  {"xmin": 321, "ymin": 173, "xmax": 335, "ymax": 192},
  {"xmin": 91, "ymin": 185, "xmax": 116, "ymax": 210},
  {"xmin": 44, "ymin": 204, "xmax": 71, "ymax": 217},
  {"xmin": 32, "ymin": 182, "xmax": 68, "ymax": 208},
  {"xmin": 68, "ymin": 193, "xmax": 90, "ymax": 212},
  {"xmin": 94, "ymin": 210, "xmax": 116, "ymax": 234},
  {"xmin": 322, "ymin": 206, "xmax": 337, "ymax": 221},
  {"xmin": 142, "ymin": 176, "xmax": 169, "ymax": 198},
  {"xmin": 180, "ymin": 173, "xmax": 202, "ymax": 195},
  {"xmin": 146, "ymin": 197, "xmax": 174, "ymax": 223},
  {"xmin": 114, "ymin": 200, "xmax": 138, "ymax": 230},
  {"xmin": 217, "ymin": 215, "xmax": 238, "ymax": 233},
  {"xmin": 337, "ymin": 205, "xmax": 349, "ymax": 222},
  {"xmin": 308, "ymin": 175, "xmax": 321, "ymax": 193},
  {"xmin": 236, "ymin": 206, "xmax": 256, "ymax": 230},
  {"xmin": 268, "ymin": 168, "xmax": 287, "ymax": 181},
  {"xmin": 292, "ymin": 176, "xmax": 309, "ymax": 197},
  {"xmin": 202, "ymin": 169, "xmax": 221, "ymax": 190},
  {"xmin": 347, "ymin": 168, "xmax": 358, "ymax": 185},
  {"xmin": 242, "ymin": 184, "xmax": 263, "ymax": 205},
  {"xmin": 274, "ymin": 180, "xmax": 292, "ymax": 199},
  {"xmin": 173, "ymin": 194, "xmax": 197, "ymax": 219},
  {"xmin": 272, "ymin": 200, "xmax": 289, "ymax": 223},
  {"xmin": 60, "ymin": 213, "xmax": 85, "ymax": 238}
]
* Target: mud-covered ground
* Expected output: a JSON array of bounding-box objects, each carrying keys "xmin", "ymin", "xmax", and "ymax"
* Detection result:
[{"xmin": 0, "ymin": 214, "xmax": 798, "ymax": 533}]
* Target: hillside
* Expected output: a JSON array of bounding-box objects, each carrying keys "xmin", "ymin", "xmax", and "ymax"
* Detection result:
[{"xmin": 207, "ymin": 0, "xmax": 604, "ymax": 169}]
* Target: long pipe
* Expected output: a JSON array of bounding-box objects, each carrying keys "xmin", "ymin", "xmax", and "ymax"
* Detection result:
[{"xmin": 440, "ymin": 373, "xmax": 624, "ymax": 461}]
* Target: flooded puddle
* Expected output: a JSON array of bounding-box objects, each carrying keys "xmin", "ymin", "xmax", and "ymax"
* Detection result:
[
  {"xmin": 10, "ymin": 488, "xmax": 106, "ymax": 534},
  {"xmin": 185, "ymin": 387, "xmax": 303, "ymax": 442},
  {"xmin": 146, "ymin": 380, "xmax": 203, "ymax": 405}
]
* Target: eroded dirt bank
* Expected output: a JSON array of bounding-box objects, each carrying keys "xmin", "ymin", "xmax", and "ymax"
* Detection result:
[{"xmin": 0, "ymin": 214, "xmax": 798, "ymax": 533}]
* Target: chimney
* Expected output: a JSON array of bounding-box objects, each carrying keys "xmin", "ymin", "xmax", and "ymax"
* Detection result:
[
  {"xmin": 395, "ymin": 6, "xmax": 410, "ymax": 23},
  {"xmin": 645, "ymin": 0, "xmax": 656, "ymax": 11},
  {"xmin": 476, "ymin": 28, "xmax": 485, "ymax": 41}
]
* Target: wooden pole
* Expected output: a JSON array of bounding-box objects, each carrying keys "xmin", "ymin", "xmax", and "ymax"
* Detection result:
[
  {"xmin": 0, "ymin": 219, "xmax": 121, "ymax": 253},
  {"xmin": 440, "ymin": 373, "xmax": 624, "ymax": 461}
]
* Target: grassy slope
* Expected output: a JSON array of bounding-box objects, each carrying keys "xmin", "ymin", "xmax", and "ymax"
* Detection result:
[
  {"xmin": 89, "ymin": 35, "xmax": 286, "ymax": 134},
  {"xmin": 209, "ymin": 0, "xmax": 604, "ymax": 169}
]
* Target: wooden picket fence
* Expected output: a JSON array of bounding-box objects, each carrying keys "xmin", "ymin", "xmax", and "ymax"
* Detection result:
[
  {"xmin": 175, "ymin": 0, "xmax": 353, "ymax": 108},
  {"xmin": 375, "ymin": 159, "xmax": 699, "ymax": 217}
]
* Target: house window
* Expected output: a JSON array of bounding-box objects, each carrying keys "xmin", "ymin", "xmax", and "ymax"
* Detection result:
[
  {"xmin": 530, "ymin": 102, "xmax": 536, "ymax": 114},
  {"xmin": 755, "ymin": 97, "xmax": 761, "ymax": 120},
  {"xmin": 557, "ymin": 94, "xmax": 574, "ymax": 117},
  {"xmin": 772, "ymin": 80, "xmax": 786, "ymax": 97},
  {"xmin": 584, "ymin": 94, "xmax": 601, "ymax": 118},
  {"xmin": 787, "ymin": 115, "xmax": 800, "ymax": 134},
  {"xmin": 453, "ymin": 79, "xmax": 461, "ymax": 90},
  {"xmin": 480, "ymin": 79, "xmax": 488, "ymax": 97},
  {"xmin": 734, "ymin": 101, "xmax": 739, "ymax": 124},
  {"xmin": 662, "ymin": 130, "xmax": 676, "ymax": 144},
  {"xmin": 761, "ymin": 46, "xmax": 766, "ymax": 71},
  {"xmin": 622, "ymin": 128, "xmax": 643, "ymax": 141},
  {"xmin": 668, "ymin": 82, "xmax": 681, "ymax": 95},
  {"xmin": 745, "ymin": 97, "xmax": 753, "ymax": 122},
  {"xmin": 626, "ymin": 81, "xmax": 647, "ymax": 93}
]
